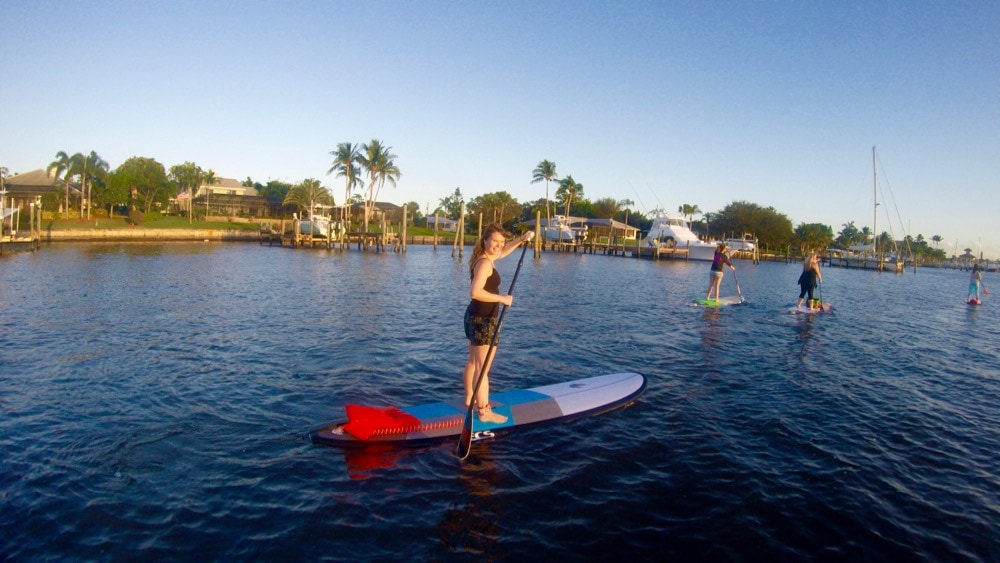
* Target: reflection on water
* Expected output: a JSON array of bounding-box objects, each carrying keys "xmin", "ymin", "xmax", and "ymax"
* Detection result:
[{"xmin": 439, "ymin": 454, "xmax": 505, "ymax": 556}]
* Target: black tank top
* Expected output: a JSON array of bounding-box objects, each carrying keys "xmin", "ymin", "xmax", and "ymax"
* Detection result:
[{"xmin": 467, "ymin": 259, "xmax": 501, "ymax": 317}]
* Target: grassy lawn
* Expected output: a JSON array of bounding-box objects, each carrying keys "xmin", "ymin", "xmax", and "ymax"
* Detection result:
[
  {"xmin": 41, "ymin": 216, "xmax": 263, "ymax": 231},
  {"xmin": 37, "ymin": 216, "xmax": 460, "ymax": 237}
]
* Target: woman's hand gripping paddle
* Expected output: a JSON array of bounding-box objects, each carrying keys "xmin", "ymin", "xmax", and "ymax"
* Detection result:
[{"xmin": 457, "ymin": 241, "xmax": 530, "ymax": 460}]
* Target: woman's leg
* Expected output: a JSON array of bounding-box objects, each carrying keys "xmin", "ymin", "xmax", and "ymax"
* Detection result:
[
  {"xmin": 463, "ymin": 343, "xmax": 485, "ymax": 407},
  {"xmin": 707, "ymin": 274, "xmax": 720, "ymax": 300},
  {"xmin": 464, "ymin": 342, "xmax": 506, "ymax": 423}
]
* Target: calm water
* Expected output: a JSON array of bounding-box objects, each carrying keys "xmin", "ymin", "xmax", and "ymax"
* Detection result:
[{"xmin": 1, "ymin": 242, "xmax": 997, "ymax": 560}]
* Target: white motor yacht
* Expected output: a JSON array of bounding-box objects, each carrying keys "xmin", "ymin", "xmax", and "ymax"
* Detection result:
[{"xmin": 641, "ymin": 215, "xmax": 718, "ymax": 261}]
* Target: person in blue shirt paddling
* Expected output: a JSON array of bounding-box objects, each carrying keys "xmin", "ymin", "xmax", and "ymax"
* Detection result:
[
  {"xmin": 968, "ymin": 262, "xmax": 982, "ymax": 303},
  {"xmin": 463, "ymin": 225, "xmax": 534, "ymax": 424},
  {"xmin": 796, "ymin": 252, "xmax": 823, "ymax": 309},
  {"xmin": 705, "ymin": 242, "xmax": 735, "ymax": 302}
]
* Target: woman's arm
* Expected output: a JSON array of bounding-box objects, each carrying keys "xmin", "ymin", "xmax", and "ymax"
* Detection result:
[
  {"xmin": 497, "ymin": 232, "xmax": 533, "ymax": 260},
  {"xmin": 470, "ymin": 259, "xmax": 512, "ymax": 305}
]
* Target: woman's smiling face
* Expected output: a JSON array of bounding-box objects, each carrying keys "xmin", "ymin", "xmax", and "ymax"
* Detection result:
[{"xmin": 486, "ymin": 233, "xmax": 506, "ymax": 257}]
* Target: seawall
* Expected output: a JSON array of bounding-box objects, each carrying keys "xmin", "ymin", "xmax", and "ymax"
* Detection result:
[{"xmin": 41, "ymin": 229, "xmax": 259, "ymax": 242}]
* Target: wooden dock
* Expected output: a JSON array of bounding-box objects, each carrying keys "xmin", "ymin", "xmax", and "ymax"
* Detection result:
[
  {"xmin": 0, "ymin": 232, "xmax": 42, "ymax": 254},
  {"xmin": 635, "ymin": 245, "xmax": 690, "ymax": 261}
]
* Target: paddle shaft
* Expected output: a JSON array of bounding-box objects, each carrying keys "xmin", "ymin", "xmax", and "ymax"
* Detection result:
[
  {"xmin": 457, "ymin": 241, "xmax": 530, "ymax": 460},
  {"xmin": 732, "ymin": 267, "xmax": 744, "ymax": 302}
]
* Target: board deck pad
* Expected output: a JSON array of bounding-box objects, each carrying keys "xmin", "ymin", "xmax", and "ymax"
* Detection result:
[
  {"xmin": 310, "ymin": 372, "xmax": 646, "ymax": 448},
  {"xmin": 694, "ymin": 296, "xmax": 744, "ymax": 307}
]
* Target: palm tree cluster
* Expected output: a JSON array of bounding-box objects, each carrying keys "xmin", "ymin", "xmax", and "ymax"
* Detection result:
[
  {"xmin": 47, "ymin": 150, "xmax": 110, "ymax": 220},
  {"xmin": 531, "ymin": 160, "xmax": 585, "ymax": 222},
  {"xmin": 282, "ymin": 178, "xmax": 334, "ymax": 220},
  {"xmin": 328, "ymin": 139, "xmax": 400, "ymax": 231},
  {"xmin": 168, "ymin": 162, "xmax": 221, "ymax": 223}
]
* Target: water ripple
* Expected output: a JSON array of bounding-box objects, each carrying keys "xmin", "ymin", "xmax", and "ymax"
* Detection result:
[{"xmin": 1, "ymin": 244, "xmax": 998, "ymax": 559}]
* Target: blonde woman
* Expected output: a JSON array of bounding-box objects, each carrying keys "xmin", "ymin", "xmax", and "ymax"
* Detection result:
[
  {"xmin": 705, "ymin": 242, "xmax": 735, "ymax": 301},
  {"xmin": 462, "ymin": 225, "xmax": 533, "ymax": 423},
  {"xmin": 796, "ymin": 252, "xmax": 823, "ymax": 309}
]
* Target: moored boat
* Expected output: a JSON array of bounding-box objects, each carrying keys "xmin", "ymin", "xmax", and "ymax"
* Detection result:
[
  {"xmin": 641, "ymin": 215, "xmax": 717, "ymax": 260},
  {"xmin": 543, "ymin": 215, "xmax": 576, "ymax": 242}
]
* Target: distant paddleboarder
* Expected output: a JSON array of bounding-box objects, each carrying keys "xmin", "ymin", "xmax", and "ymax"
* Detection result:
[
  {"xmin": 462, "ymin": 225, "xmax": 533, "ymax": 424},
  {"xmin": 705, "ymin": 242, "xmax": 735, "ymax": 302},
  {"xmin": 796, "ymin": 252, "xmax": 823, "ymax": 310},
  {"xmin": 968, "ymin": 262, "xmax": 982, "ymax": 304}
]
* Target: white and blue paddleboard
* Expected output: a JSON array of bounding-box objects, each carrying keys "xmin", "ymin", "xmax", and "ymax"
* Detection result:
[
  {"xmin": 694, "ymin": 296, "xmax": 744, "ymax": 307},
  {"xmin": 309, "ymin": 372, "xmax": 646, "ymax": 448},
  {"xmin": 788, "ymin": 302, "xmax": 833, "ymax": 314}
]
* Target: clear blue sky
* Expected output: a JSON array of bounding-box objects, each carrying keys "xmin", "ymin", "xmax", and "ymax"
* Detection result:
[{"xmin": 3, "ymin": 0, "xmax": 997, "ymax": 257}]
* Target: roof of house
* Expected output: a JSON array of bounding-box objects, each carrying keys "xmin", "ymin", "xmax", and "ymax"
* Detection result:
[
  {"xmin": 3, "ymin": 169, "xmax": 81, "ymax": 196},
  {"xmin": 200, "ymin": 177, "xmax": 258, "ymax": 196},
  {"xmin": 576, "ymin": 218, "xmax": 639, "ymax": 232},
  {"xmin": 523, "ymin": 216, "xmax": 638, "ymax": 232},
  {"xmin": 350, "ymin": 201, "xmax": 402, "ymax": 211}
]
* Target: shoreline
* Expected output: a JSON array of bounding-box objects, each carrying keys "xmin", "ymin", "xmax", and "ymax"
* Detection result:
[{"xmin": 39, "ymin": 228, "xmax": 260, "ymax": 242}]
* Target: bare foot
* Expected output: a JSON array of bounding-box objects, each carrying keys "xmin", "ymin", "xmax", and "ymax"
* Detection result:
[{"xmin": 478, "ymin": 405, "xmax": 508, "ymax": 424}]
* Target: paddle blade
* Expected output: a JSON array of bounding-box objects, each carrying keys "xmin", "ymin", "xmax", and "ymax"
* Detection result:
[{"xmin": 456, "ymin": 409, "xmax": 474, "ymax": 459}]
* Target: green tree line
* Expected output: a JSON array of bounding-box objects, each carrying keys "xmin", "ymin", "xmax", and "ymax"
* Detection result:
[{"xmin": 32, "ymin": 149, "xmax": 947, "ymax": 261}]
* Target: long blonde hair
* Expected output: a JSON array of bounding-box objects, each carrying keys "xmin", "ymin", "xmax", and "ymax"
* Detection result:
[
  {"xmin": 802, "ymin": 252, "xmax": 818, "ymax": 271},
  {"xmin": 470, "ymin": 224, "xmax": 506, "ymax": 277}
]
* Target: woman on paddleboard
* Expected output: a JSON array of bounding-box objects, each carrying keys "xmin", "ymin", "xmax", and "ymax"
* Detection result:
[
  {"xmin": 463, "ymin": 225, "xmax": 534, "ymax": 424},
  {"xmin": 705, "ymin": 242, "xmax": 735, "ymax": 302},
  {"xmin": 968, "ymin": 262, "xmax": 982, "ymax": 303},
  {"xmin": 796, "ymin": 252, "xmax": 823, "ymax": 309}
]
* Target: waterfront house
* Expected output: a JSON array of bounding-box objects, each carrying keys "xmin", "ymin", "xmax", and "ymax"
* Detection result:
[{"xmin": 2, "ymin": 169, "xmax": 80, "ymax": 211}]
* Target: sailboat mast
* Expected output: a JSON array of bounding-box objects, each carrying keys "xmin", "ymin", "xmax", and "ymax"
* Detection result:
[{"xmin": 872, "ymin": 145, "xmax": 878, "ymax": 256}]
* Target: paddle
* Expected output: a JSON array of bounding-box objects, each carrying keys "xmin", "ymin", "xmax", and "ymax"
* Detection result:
[
  {"xmin": 457, "ymin": 240, "xmax": 530, "ymax": 460},
  {"xmin": 732, "ymin": 267, "xmax": 744, "ymax": 303}
]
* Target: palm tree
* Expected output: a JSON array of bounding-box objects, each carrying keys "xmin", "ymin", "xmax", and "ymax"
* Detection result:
[
  {"xmin": 48, "ymin": 151, "xmax": 74, "ymax": 217},
  {"xmin": 328, "ymin": 142, "xmax": 364, "ymax": 224},
  {"xmin": 555, "ymin": 175, "xmax": 583, "ymax": 218},
  {"xmin": 531, "ymin": 160, "xmax": 557, "ymax": 225},
  {"xmin": 617, "ymin": 198, "xmax": 635, "ymax": 227},
  {"xmin": 169, "ymin": 162, "xmax": 204, "ymax": 223},
  {"xmin": 76, "ymin": 151, "xmax": 109, "ymax": 220},
  {"xmin": 678, "ymin": 203, "xmax": 701, "ymax": 223},
  {"xmin": 202, "ymin": 169, "xmax": 219, "ymax": 217},
  {"xmin": 283, "ymin": 178, "xmax": 333, "ymax": 217},
  {"xmin": 358, "ymin": 140, "xmax": 400, "ymax": 231},
  {"xmin": 860, "ymin": 226, "xmax": 873, "ymax": 248},
  {"xmin": 372, "ymin": 156, "xmax": 400, "ymax": 208},
  {"xmin": 932, "ymin": 234, "xmax": 943, "ymax": 249}
]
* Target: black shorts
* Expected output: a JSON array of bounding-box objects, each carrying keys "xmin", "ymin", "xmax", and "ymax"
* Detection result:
[{"xmin": 464, "ymin": 308, "xmax": 498, "ymax": 346}]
